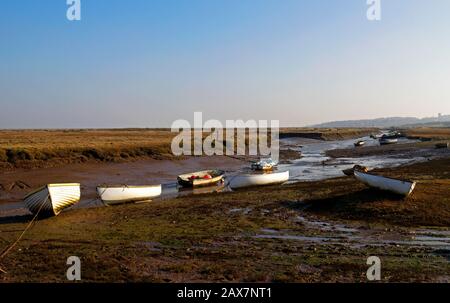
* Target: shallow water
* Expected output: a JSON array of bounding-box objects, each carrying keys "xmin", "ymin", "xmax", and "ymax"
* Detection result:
[
  {"xmin": 278, "ymin": 136, "xmax": 424, "ymax": 182},
  {"xmin": 255, "ymin": 215, "xmax": 450, "ymax": 250}
]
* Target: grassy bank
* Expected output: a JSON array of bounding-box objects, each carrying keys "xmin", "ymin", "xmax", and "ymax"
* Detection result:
[
  {"xmin": 402, "ymin": 127, "xmax": 450, "ymax": 141},
  {"xmin": 0, "ymin": 128, "xmax": 377, "ymax": 170},
  {"xmin": 279, "ymin": 127, "xmax": 378, "ymax": 140},
  {"xmin": 0, "ymin": 130, "xmax": 176, "ymax": 169}
]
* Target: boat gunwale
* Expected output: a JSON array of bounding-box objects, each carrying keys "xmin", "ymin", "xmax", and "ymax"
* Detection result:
[
  {"xmin": 24, "ymin": 183, "xmax": 80, "ymax": 199},
  {"xmin": 354, "ymin": 170, "xmax": 416, "ymax": 185},
  {"xmin": 177, "ymin": 170, "xmax": 225, "ymax": 182},
  {"xmin": 96, "ymin": 184, "xmax": 162, "ymax": 189},
  {"xmin": 232, "ymin": 170, "xmax": 290, "ymax": 178}
]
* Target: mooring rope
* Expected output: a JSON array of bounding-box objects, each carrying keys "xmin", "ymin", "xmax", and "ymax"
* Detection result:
[{"xmin": 0, "ymin": 195, "xmax": 48, "ymax": 274}]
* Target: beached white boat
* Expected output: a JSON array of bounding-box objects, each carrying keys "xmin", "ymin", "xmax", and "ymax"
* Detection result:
[
  {"xmin": 24, "ymin": 183, "xmax": 81, "ymax": 217},
  {"xmin": 379, "ymin": 138, "xmax": 398, "ymax": 145},
  {"xmin": 97, "ymin": 185, "xmax": 162, "ymax": 205},
  {"xmin": 370, "ymin": 134, "xmax": 383, "ymax": 139},
  {"xmin": 178, "ymin": 170, "xmax": 225, "ymax": 188},
  {"xmin": 229, "ymin": 171, "xmax": 289, "ymax": 190},
  {"xmin": 354, "ymin": 171, "xmax": 416, "ymax": 197},
  {"xmin": 354, "ymin": 140, "xmax": 365, "ymax": 147}
]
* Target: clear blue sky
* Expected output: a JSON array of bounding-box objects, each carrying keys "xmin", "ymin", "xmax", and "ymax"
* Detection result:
[{"xmin": 1, "ymin": 0, "xmax": 450, "ymax": 128}]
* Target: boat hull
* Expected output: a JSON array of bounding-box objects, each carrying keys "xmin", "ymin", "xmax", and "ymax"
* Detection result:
[
  {"xmin": 380, "ymin": 138, "xmax": 398, "ymax": 145},
  {"xmin": 178, "ymin": 170, "xmax": 224, "ymax": 188},
  {"xmin": 229, "ymin": 171, "xmax": 289, "ymax": 190},
  {"xmin": 97, "ymin": 185, "xmax": 162, "ymax": 205},
  {"xmin": 24, "ymin": 183, "xmax": 81, "ymax": 217},
  {"xmin": 354, "ymin": 171, "xmax": 416, "ymax": 197}
]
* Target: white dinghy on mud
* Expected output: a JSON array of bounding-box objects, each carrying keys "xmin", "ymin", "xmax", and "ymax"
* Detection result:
[
  {"xmin": 354, "ymin": 171, "xmax": 416, "ymax": 197},
  {"xmin": 97, "ymin": 184, "xmax": 162, "ymax": 205},
  {"xmin": 229, "ymin": 171, "xmax": 289, "ymax": 190},
  {"xmin": 24, "ymin": 183, "xmax": 81, "ymax": 217}
]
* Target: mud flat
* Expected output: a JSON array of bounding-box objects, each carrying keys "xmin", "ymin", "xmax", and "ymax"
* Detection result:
[
  {"xmin": 0, "ymin": 156, "xmax": 247, "ymax": 209},
  {"xmin": 0, "ymin": 157, "xmax": 449, "ymax": 282},
  {"xmin": 326, "ymin": 141, "xmax": 448, "ymax": 159}
]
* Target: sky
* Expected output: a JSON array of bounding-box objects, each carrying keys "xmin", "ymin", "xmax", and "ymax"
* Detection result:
[{"xmin": 0, "ymin": 0, "xmax": 450, "ymax": 128}]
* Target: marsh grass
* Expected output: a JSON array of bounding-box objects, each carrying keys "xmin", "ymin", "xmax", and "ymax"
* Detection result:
[{"xmin": 0, "ymin": 128, "xmax": 378, "ymax": 169}]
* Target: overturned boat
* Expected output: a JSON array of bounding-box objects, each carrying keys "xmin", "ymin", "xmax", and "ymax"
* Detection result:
[
  {"xmin": 178, "ymin": 170, "xmax": 225, "ymax": 188},
  {"xmin": 229, "ymin": 171, "xmax": 289, "ymax": 190},
  {"xmin": 97, "ymin": 184, "xmax": 162, "ymax": 205},
  {"xmin": 354, "ymin": 171, "xmax": 416, "ymax": 197},
  {"xmin": 24, "ymin": 183, "xmax": 81, "ymax": 217}
]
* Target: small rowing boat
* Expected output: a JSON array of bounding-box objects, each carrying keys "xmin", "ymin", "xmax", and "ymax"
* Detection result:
[
  {"xmin": 229, "ymin": 171, "xmax": 289, "ymax": 190},
  {"xmin": 354, "ymin": 140, "xmax": 365, "ymax": 147},
  {"xmin": 354, "ymin": 171, "xmax": 416, "ymax": 197},
  {"xmin": 370, "ymin": 134, "xmax": 382, "ymax": 139},
  {"xmin": 251, "ymin": 158, "xmax": 277, "ymax": 171},
  {"xmin": 97, "ymin": 184, "xmax": 162, "ymax": 205},
  {"xmin": 24, "ymin": 183, "xmax": 81, "ymax": 217},
  {"xmin": 382, "ymin": 131, "xmax": 404, "ymax": 139},
  {"xmin": 178, "ymin": 170, "xmax": 225, "ymax": 188},
  {"xmin": 379, "ymin": 138, "xmax": 398, "ymax": 145}
]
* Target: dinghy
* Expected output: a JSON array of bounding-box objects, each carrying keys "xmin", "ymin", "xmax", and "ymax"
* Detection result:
[
  {"xmin": 178, "ymin": 170, "xmax": 225, "ymax": 188},
  {"xmin": 97, "ymin": 184, "xmax": 162, "ymax": 205},
  {"xmin": 251, "ymin": 158, "xmax": 277, "ymax": 171},
  {"xmin": 24, "ymin": 183, "xmax": 81, "ymax": 217},
  {"xmin": 354, "ymin": 171, "xmax": 416, "ymax": 197},
  {"xmin": 229, "ymin": 171, "xmax": 289, "ymax": 190},
  {"xmin": 370, "ymin": 134, "xmax": 382, "ymax": 139},
  {"xmin": 379, "ymin": 138, "xmax": 398, "ymax": 145},
  {"xmin": 354, "ymin": 140, "xmax": 365, "ymax": 147},
  {"xmin": 382, "ymin": 131, "xmax": 403, "ymax": 139}
]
